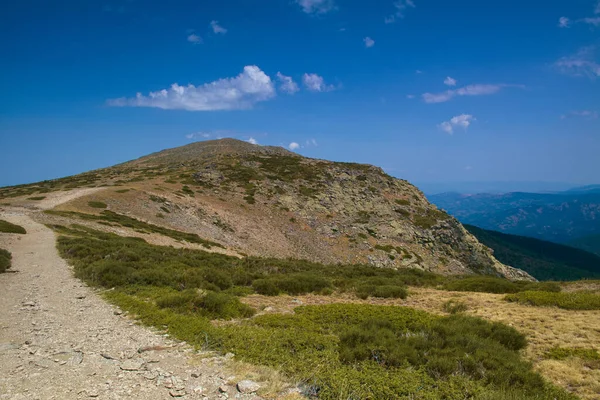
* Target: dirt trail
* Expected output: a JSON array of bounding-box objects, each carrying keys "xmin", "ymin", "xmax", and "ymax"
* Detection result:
[{"xmin": 0, "ymin": 190, "xmax": 265, "ymax": 400}]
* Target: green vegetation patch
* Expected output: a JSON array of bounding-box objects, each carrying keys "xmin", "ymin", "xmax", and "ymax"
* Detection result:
[
  {"xmin": 0, "ymin": 219, "xmax": 27, "ymax": 234},
  {"xmin": 46, "ymin": 210, "xmax": 223, "ymax": 249},
  {"xmin": 88, "ymin": 201, "xmax": 108, "ymax": 209},
  {"xmin": 442, "ymin": 299, "xmax": 468, "ymax": 314},
  {"xmin": 0, "ymin": 248, "xmax": 12, "ymax": 273},
  {"xmin": 443, "ymin": 276, "xmax": 561, "ymax": 294},
  {"xmin": 505, "ymin": 290, "xmax": 600, "ymax": 310},
  {"xmin": 27, "ymin": 196, "xmax": 46, "ymax": 200}
]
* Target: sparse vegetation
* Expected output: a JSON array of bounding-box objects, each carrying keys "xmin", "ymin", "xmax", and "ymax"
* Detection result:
[
  {"xmin": 546, "ymin": 347, "xmax": 600, "ymax": 361},
  {"xmin": 0, "ymin": 219, "xmax": 27, "ymax": 234},
  {"xmin": 0, "ymin": 248, "xmax": 12, "ymax": 273},
  {"xmin": 88, "ymin": 201, "xmax": 107, "ymax": 209},
  {"xmin": 27, "ymin": 196, "xmax": 46, "ymax": 200},
  {"xmin": 505, "ymin": 290, "xmax": 600, "ymax": 310}
]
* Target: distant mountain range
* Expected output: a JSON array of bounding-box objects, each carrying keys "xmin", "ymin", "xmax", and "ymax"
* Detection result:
[
  {"xmin": 428, "ymin": 190, "xmax": 600, "ymax": 246},
  {"xmin": 465, "ymin": 225, "xmax": 600, "ymax": 281}
]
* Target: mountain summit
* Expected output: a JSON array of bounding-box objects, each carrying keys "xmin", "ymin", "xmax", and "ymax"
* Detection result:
[{"xmin": 1, "ymin": 139, "xmax": 531, "ymax": 280}]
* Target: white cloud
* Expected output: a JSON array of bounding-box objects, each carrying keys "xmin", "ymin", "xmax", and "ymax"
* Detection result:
[
  {"xmin": 558, "ymin": 17, "xmax": 570, "ymax": 28},
  {"xmin": 363, "ymin": 37, "xmax": 375, "ymax": 48},
  {"xmin": 385, "ymin": 0, "xmax": 416, "ymax": 23},
  {"xmin": 247, "ymin": 137, "xmax": 258, "ymax": 145},
  {"xmin": 561, "ymin": 110, "xmax": 599, "ymax": 119},
  {"xmin": 108, "ymin": 65, "xmax": 276, "ymax": 111},
  {"xmin": 444, "ymin": 76, "xmax": 457, "ymax": 86},
  {"xmin": 296, "ymin": 0, "xmax": 335, "ymax": 14},
  {"xmin": 210, "ymin": 20, "xmax": 227, "ymax": 34},
  {"xmin": 289, "ymin": 142, "xmax": 300, "ymax": 150},
  {"xmin": 302, "ymin": 73, "xmax": 336, "ymax": 92},
  {"xmin": 187, "ymin": 33, "xmax": 202, "ymax": 44},
  {"xmin": 406, "ymin": 94, "xmax": 415, "ymax": 99},
  {"xmin": 422, "ymin": 84, "xmax": 519, "ymax": 104},
  {"xmin": 306, "ymin": 138, "xmax": 318, "ymax": 147},
  {"xmin": 582, "ymin": 17, "xmax": 600, "ymax": 26},
  {"xmin": 276, "ymin": 72, "xmax": 299, "ymax": 94},
  {"xmin": 555, "ymin": 46, "xmax": 600, "ymax": 79},
  {"xmin": 438, "ymin": 114, "xmax": 475, "ymax": 134}
]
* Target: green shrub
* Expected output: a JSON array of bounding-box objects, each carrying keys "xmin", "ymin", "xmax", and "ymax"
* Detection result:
[
  {"xmin": 196, "ymin": 291, "xmax": 255, "ymax": 319},
  {"xmin": 88, "ymin": 201, "xmax": 107, "ymax": 209},
  {"xmin": 355, "ymin": 284, "xmax": 407, "ymax": 299},
  {"xmin": 442, "ymin": 299, "xmax": 468, "ymax": 314},
  {"xmin": 546, "ymin": 347, "xmax": 600, "ymax": 361},
  {"xmin": 252, "ymin": 274, "xmax": 331, "ymax": 296},
  {"xmin": 0, "ymin": 248, "xmax": 12, "ymax": 273},
  {"xmin": 27, "ymin": 196, "xmax": 46, "ymax": 200},
  {"xmin": 0, "ymin": 220, "xmax": 26, "ymax": 234},
  {"xmin": 505, "ymin": 291, "xmax": 600, "ymax": 310}
]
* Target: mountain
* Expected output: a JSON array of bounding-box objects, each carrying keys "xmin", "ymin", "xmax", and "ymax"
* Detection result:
[
  {"xmin": 0, "ymin": 138, "xmax": 530, "ymax": 280},
  {"xmin": 568, "ymin": 234, "xmax": 600, "ymax": 257},
  {"xmin": 464, "ymin": 224, "xmax": 600, "ymax": 281},
  {"xmin": 417, "ymin": 181, "xmax": 576, "ymax": 196},
  {"xmin": 428, "ymin": 191, "xmax": 600, "ymax": 243}
]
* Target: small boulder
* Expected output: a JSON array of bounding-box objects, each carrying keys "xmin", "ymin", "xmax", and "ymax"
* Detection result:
[{"xmin": 237, "ymin": 380, "xmax": 260, "ymax": 394}]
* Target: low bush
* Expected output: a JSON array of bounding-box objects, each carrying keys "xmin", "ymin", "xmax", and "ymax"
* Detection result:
[
  {"xmin": 505, "ymin": 290, "xmax": 600, "ymax": 310},
  {"xmin": 253, "ymin": 273, "xmax": 331, "ymax": 296},
  {"xmin": 27, "ymin": 196, "xmax": 46, "ymax": 200},
  {"xmin": 88, "ymin": 201, "xmax": 108, "ymax": 209},
  {"xmin": 442, "ymin": 299, "xmax": 468, "ymax": 314},
  {"xmin": 443, "ymin": 276, "xmax": 562, "ymax": 294},
  {"xmin": 0, "ymin": 248, "xmax": 12, "ymax": 273},
  {"xmin": 0, "ymin": 219, "xmax": 26, "ymax": 234},
  {"xmin": 355, "ymin": 284, "xmax": 407, "ymax": 299}
]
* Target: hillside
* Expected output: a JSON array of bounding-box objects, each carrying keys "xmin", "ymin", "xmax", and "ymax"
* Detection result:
[
  {"xmin": 569, "ymin": 234, "xmax": 600, "ymax": 257},
  {"xmin": 0, "ymin": 138, "xmax": 530, "ymax": 280},
  {"xmin": 464, "ymin": 225, "xmax": 600, "ymax": 281},
  {"xmin": 429, "ymin": 191, "xmax": 600, "ymax": 243}
]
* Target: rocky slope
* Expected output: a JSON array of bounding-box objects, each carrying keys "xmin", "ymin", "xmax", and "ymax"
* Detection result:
[{"xmin": 0, "ymin": 139, "xmax": 532, "ymax": 280}]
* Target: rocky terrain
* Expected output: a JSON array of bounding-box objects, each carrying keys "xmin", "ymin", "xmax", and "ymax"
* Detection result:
[{"xmin": 0, "ymin": 139, "xmax": 531, "ymax": 280}]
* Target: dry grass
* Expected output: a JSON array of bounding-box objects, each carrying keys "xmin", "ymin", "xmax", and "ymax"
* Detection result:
[
  {"xmin": 225, "ymin": 360, "xmax": 302, "ymax": 399},
  {"xmin": 242, "ymin": 287, "xmax": 600, "ymax": 400}
]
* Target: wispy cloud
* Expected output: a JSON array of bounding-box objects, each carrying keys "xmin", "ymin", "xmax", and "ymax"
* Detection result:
[
  {"xmin": 363, "ymin": 37, "xmax": 375, "ymax": 48},
  {"xmin": 385, "ymin": 0, "xmax": 416, "ymax": 24},
  {"xmin": 438, "ymin": 114, "xmax": 475, "ymax": 134},
  {"xmin": 276, "ymin": 72, "xmax": 299, "ymax": 94},
  {"xmin": 302, "ymin": 73, "xmax": 336, "ymax": 92},
  {"xmin": 596, "ymin": 0, "xmax": 600, "ymax": 14},
  {"xmin": 558, "ymin": 17, "xmax": 570, "ymax": 28},
  {"xmin": 422, "ymin": 84, "xmax": 520, "ymax": 104},
  {"xmin": 296, "ymin": 0, "xmax": 335, "ymax": 14},
  {"xmin": 185, "ymin": 132, "xmax": 212, "ymax": 140},
  {"xmin": 555, "ymin": 46, "xmax": 600, "ymax": 79},
  {"xmin": 561, "ymin": 110, "xmax": 598, "ymax": 119},
  {"xmin": 187, "ymin": 33, "xmax": 202, "ymax": 44},
  {"xmin": 444, "ymin": 76, "xmax": 457, "ymax": 86},
  {"xmin": 210, "ymin": 20, "xmax": 227, "ymax": 34},
  {"xmin": 108, "ymin": 65, "xmax": 276, "ymax": 111},
  {"xmin": 582, "ymin": 17, "xmax": 600, "ymax": 26},
  {"xmin": 406, "ymin": 94, "xmax": 415, "ymax": 99}
]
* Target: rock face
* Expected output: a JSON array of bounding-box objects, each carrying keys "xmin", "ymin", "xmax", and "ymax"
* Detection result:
[{"xmin": 109, "ymin": 139, "xmax": 530, "ymax": 280}]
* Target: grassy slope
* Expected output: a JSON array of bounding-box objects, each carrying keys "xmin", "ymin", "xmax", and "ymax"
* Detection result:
[
  {"xmin": 465, "ymin": 224, "xmax": 600, "ymax": 281},
  {"xmin": 51, "ymin": 224, "xmax": 576, "ymax": 400},
  {"xmin": 0, "ymin": 219, "xmax": 27, "ymax": 234}
]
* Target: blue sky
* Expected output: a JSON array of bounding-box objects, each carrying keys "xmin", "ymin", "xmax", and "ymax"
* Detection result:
[{"xmin": 1, "ymin": 0, "xmax": 599, "ymax": 190}]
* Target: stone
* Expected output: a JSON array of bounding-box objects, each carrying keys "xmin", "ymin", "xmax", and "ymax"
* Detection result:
[
  {"xmin": 120, "ymin": 359, "xmax": 145, "ymax": 371},
  {"xmin": 169, "ymin": 389, "xmax": 186, "ymax": 397},
  {"xmin": 218, "ymin": 385, "xmax": 228, "ymax": 393},
  {"xmin": 236, "ymin": 380, "xmax": 260, "ymax": 394}
]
